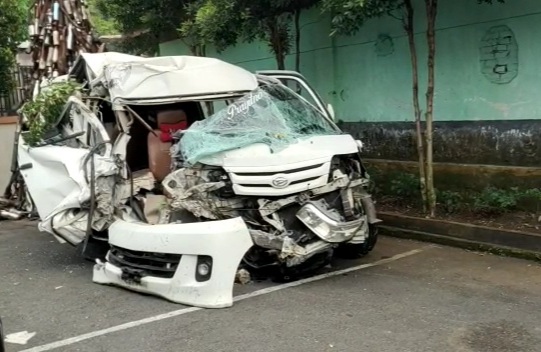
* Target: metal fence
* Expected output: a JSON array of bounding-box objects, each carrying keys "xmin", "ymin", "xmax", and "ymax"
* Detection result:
[{"xmin": 0, "ymin": 66, "xmax": 33, "ymax": 117}]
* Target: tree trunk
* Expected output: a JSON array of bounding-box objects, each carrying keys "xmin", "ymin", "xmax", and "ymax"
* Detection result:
[
  {"xmin": 403, "ymin": 0, "xmax": 428, "ymax": 213},
  {"xmin": 276, "ymin": 52, "xmax": 286, "ymax": 70},
  {"xmin": 294, "ymin": 9, "xmax": 301, "ymax": 72},
  {"xmin": 182, "ymin": 37, "xmax": 206, "ymax": 58},
  {"xmin": 274, "ymin": 34, "xmax": 286, "ymax": 70},
  {"xmin": 424, "ymin": 0, "xmax": 438, "ymax": 217},
  {"xmin": 192, "ymin": 44, "xmax": 206, "ymax": 57},
  {"xmin": 268, "ymin": 20, "xmax": 286, "ymax": 70}
]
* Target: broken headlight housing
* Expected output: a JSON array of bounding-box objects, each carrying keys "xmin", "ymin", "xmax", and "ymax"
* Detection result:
[
  {"xmin": 296, "ymin": 202, "xmax": 363, "ymax": 243},
  {"xmin": 207, "ymin": 168, "xmax": 235, "ymax": 198}
]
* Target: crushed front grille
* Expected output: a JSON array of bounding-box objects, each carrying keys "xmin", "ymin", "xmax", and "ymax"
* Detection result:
[
  {"xmin": 108, "ymin": 246, "xmax": 181, "ymax": 279},
  {"xmin": 229, "ymin": 162, "xmax": 331, "ymax": 196}
]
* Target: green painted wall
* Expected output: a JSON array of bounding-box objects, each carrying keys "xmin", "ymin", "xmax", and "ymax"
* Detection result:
[{"xmin": 159, "ymin": 0, "xmax": 541, "ymax": 123}]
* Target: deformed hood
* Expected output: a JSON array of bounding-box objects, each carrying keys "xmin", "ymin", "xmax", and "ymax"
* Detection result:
[{"xmin": 199, "ymin": 134, "xmax": 359, "ymax": 168}]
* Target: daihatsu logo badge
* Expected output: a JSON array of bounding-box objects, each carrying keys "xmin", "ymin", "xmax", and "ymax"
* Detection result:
[{"xmin": 271, "ymin": 176, "xmax": 290, "ymax": 189}]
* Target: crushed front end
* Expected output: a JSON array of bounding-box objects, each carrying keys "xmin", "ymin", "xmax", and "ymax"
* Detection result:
[
  {"xmin": 162, "ymin": 140, "xmax": 379, "ymax": 280},
  {"xmin": 93, "ymin": 82, "xmax": 380, "ymax": 302},
  {"xmin": 156, "ymin": 84, "xmax": 380, "ymax": 279}
]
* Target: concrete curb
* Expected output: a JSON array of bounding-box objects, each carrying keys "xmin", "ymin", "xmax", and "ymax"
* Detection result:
[{"xmin": 379, "ymin": 212, "xmax": 541, "ymax": 263}]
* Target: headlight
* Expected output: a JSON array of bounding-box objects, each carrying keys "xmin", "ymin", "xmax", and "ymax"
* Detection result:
[{"xmin": 296, "ymin": 203, "xmax": 363, "ymax": 243}]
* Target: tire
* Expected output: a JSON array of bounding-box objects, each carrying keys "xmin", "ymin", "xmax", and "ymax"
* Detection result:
[{"xmin": 335, "ymin": 224, "xmax": 379, "ymax": 259}]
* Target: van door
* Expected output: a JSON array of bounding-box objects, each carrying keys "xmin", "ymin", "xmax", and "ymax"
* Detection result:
[
  {"xmin": 18, "ymin": 97, "xmax": 113, "ymax": 222},
  {"xmin": 256, "ymin": 70, "xmax": 335, "ymax": 121}
]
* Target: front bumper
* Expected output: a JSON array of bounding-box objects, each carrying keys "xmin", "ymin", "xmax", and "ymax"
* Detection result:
[{"xmin": 93, "ymin": 217, "xmax": 253, "ymax": 308}]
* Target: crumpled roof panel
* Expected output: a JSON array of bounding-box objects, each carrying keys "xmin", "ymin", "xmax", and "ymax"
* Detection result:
[{"xmin": 73, "ymin": 52, "xmax": 259, "ymax": 105}]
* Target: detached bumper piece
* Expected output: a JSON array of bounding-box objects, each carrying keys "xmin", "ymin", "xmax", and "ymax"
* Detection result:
[{"xmin": 93, "ymin": 217, "xmax": 253, "ymax": 308}]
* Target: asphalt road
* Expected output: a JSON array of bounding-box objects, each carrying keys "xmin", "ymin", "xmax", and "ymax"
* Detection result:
[{"xmin": 1, "ymin": 220, "xmax": 540, "ymax": 352}]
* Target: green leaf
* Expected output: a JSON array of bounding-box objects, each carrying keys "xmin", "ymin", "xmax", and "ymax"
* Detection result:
[
  {"xmin": 20, "ymin": 81, "xmax": 82, "ymax": 146},
  {"xmin": 0, "ymin": 0, "xmax": 27, "ymax": 94}
]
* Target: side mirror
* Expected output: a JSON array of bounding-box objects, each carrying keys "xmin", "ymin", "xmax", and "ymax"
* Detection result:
[{"xmin": 327, "ymin": 104, "xmax": 335, "ymax": 121}]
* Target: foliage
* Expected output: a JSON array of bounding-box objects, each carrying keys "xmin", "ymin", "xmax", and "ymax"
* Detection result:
[
  {"xmin": 473, "ymin": 187, "xmax": 518, "ymax": 213},
  {"xmin": 0, "ymin": 0, "xmax": 27, "ymax": 94},
  {"xmin": 380, "ymin": 171, "xmax": 541, "ymax": 216},
  {"xmin": 177, "ymin": 0, "xmax": 208, "ymax": 55},
  {"xmin": 522, "ymin": 188, "xmax": 541, "ymax": 200},
  {"xmin": 472, "ymin": 187, "xmax": 541, "ymax": 215},
  {"xmin": 389, "ymin": 173, "xmax": 419, "ymax": 200},
  {"xmin": 188, "ymin": 0, "xmax": 319, "ymax": 69},
  {"xmin": 94, "ymin": 0, "xmax": 191, "ymax": 54},
  {"xmin": 437, "ymin": 190, "xmax": 463, "ymax": 214},
  {"xmin": 0, "ymin": 49, "xmax": 17, "ymax": 94},
  {"xmin": 322, "ymin": 0, "xmax": 402, "ymax": 36},
  {"xmin": 324, "ymin": 0, "xmax": 506, "ymax": 217},
  {"xmin": 324, "ymin": 0, "xmax": 505, "ymax": 36},
  {"xmin": 182, "ymin": 0, "xmax": 239, "ymax": 52},
  {"xmin": 87, "ymin": 0, "xmax": 119, "ymax": 36},
  {"xmin": 93, "ymin": 0, "xmax": 313, "ymax": 67},
  {"xmin": 20, "ymin": 81, "xmax": 82, "ymax": 146}
]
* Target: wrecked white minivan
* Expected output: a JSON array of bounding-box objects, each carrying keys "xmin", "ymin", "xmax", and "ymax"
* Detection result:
[{"xmin": 18, "ymin": 53, "xmax": 380, "ymax": 308}]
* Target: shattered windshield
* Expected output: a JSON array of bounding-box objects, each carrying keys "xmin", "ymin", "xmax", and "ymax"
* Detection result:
[{"xmin": 179, "ymin": 83, "xmax": 340, "ymax": 165}]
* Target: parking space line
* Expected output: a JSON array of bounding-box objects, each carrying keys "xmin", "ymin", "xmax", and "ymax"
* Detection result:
[{"xmin": 19, "ymin": 247, "xmax": 426, "ymax": 352}]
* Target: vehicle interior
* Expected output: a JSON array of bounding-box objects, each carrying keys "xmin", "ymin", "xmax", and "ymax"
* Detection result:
[{"xmin": 86, "ymin": 97, "xmax": 234, "ymax": 225}]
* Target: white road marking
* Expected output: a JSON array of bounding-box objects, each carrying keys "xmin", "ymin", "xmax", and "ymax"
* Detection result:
[
  {"xmin": 5, "ymin": 331, "xmax": 36, "ymax": 345},
  {"xmin": 233, "ymin": 248, "xmax": 425, "ymax": 301},
  {"xmin": 19, "ymin": 248, "xmax": 424, "ymax": 352}
]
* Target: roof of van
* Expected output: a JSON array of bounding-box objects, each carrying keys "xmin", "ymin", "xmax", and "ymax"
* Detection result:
[{"xmin": 72, "ymin": 52, "xmax": 258, "ymax": 106}]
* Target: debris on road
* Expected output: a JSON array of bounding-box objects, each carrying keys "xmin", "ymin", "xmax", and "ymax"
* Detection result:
[{"xmin": 235, "ymin": 269, "xmax": 251, "ymax": 285}]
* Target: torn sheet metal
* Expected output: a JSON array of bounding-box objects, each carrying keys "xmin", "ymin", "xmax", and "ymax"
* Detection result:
[
  {"xmin": 16, "ymin": 95, "xmax": 125, "ymax": 244},
  {"xmin": 162, "ymin": 168, "xmax": 243, "ymax": 220},
  {"xmin": 72, "ymin": 53, "xmax": 258, "ymax": 106},
  {"xmin": 143, "ymin": 194, "xmax": 168, "ymax": 225},
  {"xmin": 18, "ymin": 143, "xmax": 119, "ymax": 244},
  {"xmin": 132, "ymin": 169, "xmax": 156, "ymax": 192},
  {"xmin": 93, "ymin": 217, "xmax": 254, "ymax": 308}
]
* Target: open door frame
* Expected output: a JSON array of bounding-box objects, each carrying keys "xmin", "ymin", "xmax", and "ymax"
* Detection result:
[{"xmin": 256, "ymin": 70, "xmax": 335, "ymax": 122}]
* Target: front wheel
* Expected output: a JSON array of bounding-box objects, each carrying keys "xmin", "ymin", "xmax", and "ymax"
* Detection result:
[{"xmin": 335, "ymin": 225, "xmax": 378, "ymax": 259}]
